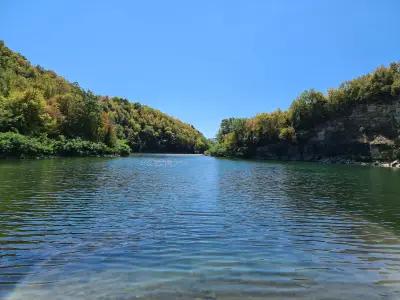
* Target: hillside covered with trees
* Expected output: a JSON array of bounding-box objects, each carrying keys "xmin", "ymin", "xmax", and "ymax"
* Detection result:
[
  {"xmin": 0, "ymin": 41, "xmax": 208, "ymax": 157},
  {"xmin": 208, "ymin": 63, "xmax": 400, "ymax": 163}
]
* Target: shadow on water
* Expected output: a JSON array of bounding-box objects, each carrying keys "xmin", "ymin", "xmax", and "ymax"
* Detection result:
[
  {"xmin": 215, "ymin": 158, "xmax": 400, "ymax": 231},
  {"xmin": 281, "ymin": 162, "xmax": 400, "ymax": 231}
]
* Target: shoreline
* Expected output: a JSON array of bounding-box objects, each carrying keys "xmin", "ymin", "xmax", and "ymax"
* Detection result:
[
  {"xmin": 207, "ymin": 153, "xmax": 400, "ymax": 169},
  {"xmin": 0, "ymin": 152, "xmax": 204, "ymax": 160},
  {"xmin": 315, "ymin": 158, "xmax": 400, "ymax": 168},
  {"xmin": 3, "ymin": 153, "xmax": 400, "ymax": 169}
]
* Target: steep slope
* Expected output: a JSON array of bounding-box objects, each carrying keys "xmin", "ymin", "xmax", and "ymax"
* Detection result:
[
  {"xmin": 0, "ymin": 41, "xmax": 208, "ymax": 157},
  {"xmin": 209, "ymin": 63, "xmax": 400, "ymax": 164}
]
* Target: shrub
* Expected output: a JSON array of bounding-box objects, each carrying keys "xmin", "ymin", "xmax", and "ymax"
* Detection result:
[
  {"xmin": 206, "ymin": 142, "xmax": 228, "ymax": 157},
  {"xmin": 0, "ymin": 132, "xmax": 55, "ymax": 157},
  {"xmin": 56, "ymin": 138, "xmax": 112, "ymax": 156},
  {"xmin": 115, "ymin": 139, "xmax": 131, "ymax": 156},
  {"xmin": 289, "ymin": 90, "xmax": 328, "ymax": 131},
  {"xmin": 0, "ymin": 132, "xmax": 133, "ymax": 158},
  {"xmin": 279, "ymin": 126, "xmax": 296, "ymax": 142}
]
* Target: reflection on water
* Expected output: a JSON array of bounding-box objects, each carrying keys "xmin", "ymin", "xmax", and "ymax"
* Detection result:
[{"xmin": 1, "ymin": 155, "xmax": 400, "ymax": 299}]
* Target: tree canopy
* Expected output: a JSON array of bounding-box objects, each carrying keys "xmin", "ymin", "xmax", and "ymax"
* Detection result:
[
  {"xmin": 208, "ymin": 62, "xmax": 400, "ymax": 158},
  {"xmin": 0, "ymin": 41, "xmax": 208, "ymax": 157}
]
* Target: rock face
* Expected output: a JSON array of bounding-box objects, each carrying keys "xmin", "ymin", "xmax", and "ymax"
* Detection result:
[
  {"xmin": 256, "ymin": 99, "xmax": 400, "ymax": 163},
  {"xmin": 390, "ymin": 160, "xmax": 400, "ymax": 168}
]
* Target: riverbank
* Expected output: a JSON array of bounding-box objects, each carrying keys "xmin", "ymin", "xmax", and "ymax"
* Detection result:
[
  {"xmin": 0, "ymin": 132, "xmax": 131, "ymax": 158},
  {"xmin": 315, "ymin": 157, "xmax": 400, "ymax": 168},
  {"xmin": 206, "ymin": 151, "xmax": 400, "ymax": 169},
  {"xmin": 0, "ymin": 132, "xmax": 205, "ymax": 159}
]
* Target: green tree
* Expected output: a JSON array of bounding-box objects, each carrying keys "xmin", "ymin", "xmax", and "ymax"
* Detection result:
[
  {"xmin": 0, "ymin": 89, "xmax": 49, "ymax": 135},
  {"xmin": 289, "ymin": 89, "xmax": 327, "ymax": 130}
]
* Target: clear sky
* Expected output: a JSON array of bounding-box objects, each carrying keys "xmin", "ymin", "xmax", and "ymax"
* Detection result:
[{"xmin": 1, "ymin": 0, "xmax": 400, "ymax": 137}]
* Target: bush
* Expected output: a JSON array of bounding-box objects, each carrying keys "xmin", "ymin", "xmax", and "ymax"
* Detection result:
[
  {"xmin": 56, "ymin": 138, "xmax": 112, "ymax": 156},
  {"xmin": 289, "ymin": 90, "xmax": 328, "ymax": 131},
  {"xmin": 0, "ymin": 132, "xmax": 55, "ymax": 157},
  {"xmin": 205, "ymin": 142, "xmax": 228, "ymax": 157},
  {"xmin": 279, "ymin": 126, "xmax": 296, "ymax": 142},
  {"xmin": 0, "ymin": 132, "xmax": 132, "ymax": 158},
  {"xmin": 56, "ymin": 137, "xmax": 132, "ymax": 156},
  {"xmin": 115, "ymin": 139, "xmax": 131, "ymax": 156}
]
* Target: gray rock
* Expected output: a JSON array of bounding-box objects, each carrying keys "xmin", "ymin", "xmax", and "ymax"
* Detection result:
[{"xmin": 390, "ymin": 160, "xmax": 400, "ymax": 168}]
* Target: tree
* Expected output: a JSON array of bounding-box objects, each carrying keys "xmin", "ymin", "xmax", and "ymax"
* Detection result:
[
  {"xmin": 101, "ymin": 112, "xmax": 117, "ymax": 147},
  {"xmin": 0, "ymin": 41, "xmax": 209, "ymax": 155},
  {"xmin": 0, "ymin": 89, "xmax": 49, "ymax": 135},
  {"xmin": 289, "ymin": 89, "xmax": 327, "ymax": 130}
]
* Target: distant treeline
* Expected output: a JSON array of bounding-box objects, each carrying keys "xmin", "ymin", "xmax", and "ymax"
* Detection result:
[
  {"xmin": 0, "ymin": 41, "xmax": 208, "ymax": 157},
  {"xmin": 208, "ymin": 62, "xmax": 400, "ymax": 158}
]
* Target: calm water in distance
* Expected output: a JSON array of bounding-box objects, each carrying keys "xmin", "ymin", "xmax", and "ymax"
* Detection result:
[{"xmin": 1, "ymin": 154, "xmax": 400, "ymax": 299}]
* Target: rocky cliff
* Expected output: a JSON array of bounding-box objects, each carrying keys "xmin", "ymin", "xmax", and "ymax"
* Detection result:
[{"xmin": 255, "ymin": 99, "xmax": 400, "ymax": 164}]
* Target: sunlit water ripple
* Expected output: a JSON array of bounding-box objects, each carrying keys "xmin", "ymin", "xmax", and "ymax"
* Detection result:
[{"xmin": 1, "ymin": 154, "xmax": 400, "ymax": 299}]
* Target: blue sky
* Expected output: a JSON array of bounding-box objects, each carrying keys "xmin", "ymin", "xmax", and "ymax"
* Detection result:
[{"xmin": 1, "ymin": 0, "xmax": 400, "ymax": 137}]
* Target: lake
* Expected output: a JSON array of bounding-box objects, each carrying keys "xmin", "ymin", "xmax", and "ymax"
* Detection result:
[{"xmin": 1, "ymin": 154, "xmax": 400, "ymax": 299}]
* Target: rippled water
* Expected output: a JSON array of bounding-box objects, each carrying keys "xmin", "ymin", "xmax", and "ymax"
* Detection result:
[{"xmin": 1, "ymin": 154, "xmax": 400, "ymax": 299}]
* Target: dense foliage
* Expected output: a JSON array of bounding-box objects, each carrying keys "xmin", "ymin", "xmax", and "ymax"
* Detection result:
[
  {"xmin": 0, "ymin": 41, "xmax": 208, "ymax": 157},
  {"xmin": 208, "ymin": 63, "xmax": 400, "ymax": 157},
  {"xmin": 0, "ymin": 132, "xmax": 131, "ymax": 158}
]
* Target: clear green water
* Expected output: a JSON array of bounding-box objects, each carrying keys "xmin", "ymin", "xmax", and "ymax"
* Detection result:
[{"xmin": 1, "ymin": 154, "xmax": 400, "ymax": 299}]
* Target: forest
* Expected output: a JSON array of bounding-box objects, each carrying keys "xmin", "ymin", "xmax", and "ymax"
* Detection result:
[
  {"xmin": 2, "ymin": 40, "xmax": 399, "ymax": 160},
  {"xmin": 208, "ymin": 62, "xmax": 400, "ymax": 159},
  {"xmin": 0, "ymin": 41, "xmax": 209, "ymax": 157}
]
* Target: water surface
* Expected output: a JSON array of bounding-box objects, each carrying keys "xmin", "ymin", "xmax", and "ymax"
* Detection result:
[{"xmin": 1, "ymin": 154, "xmax": 400, "ymax": 299}]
